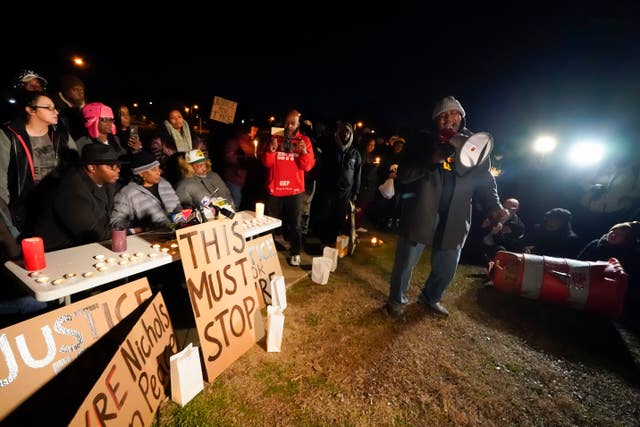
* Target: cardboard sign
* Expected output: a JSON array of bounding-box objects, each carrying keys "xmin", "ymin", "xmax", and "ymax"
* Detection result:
[
  {"xmin": 270, "ymin": 127, "xmax": 284, "ymax": 137},
  {"xmin": 210, "ymin": 96, "xmax": 237, "ymax": 124},
  {"xmin": 245, "ymin": 234, "xmax": 284, "ymax": 307},
  {"xmin": 0, "ymin": 279, "xmax": 152, "ymax": 421},
  {"xmin": 176, "ymin": 219, "xmax": 265, "ymax": 382},
  {"xmin": 70, "ymin": 293, "xmax": 176, "ymax": 426}
]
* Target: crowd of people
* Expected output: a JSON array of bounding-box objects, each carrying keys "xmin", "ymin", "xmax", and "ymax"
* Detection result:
[{"xmin": 0, "ymin": 69, "xmax": 638, "ymax": 325}]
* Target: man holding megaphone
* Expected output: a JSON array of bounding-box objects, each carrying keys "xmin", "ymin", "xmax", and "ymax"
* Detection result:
[{"xmin": 386, "ymin": 96, "xmax": 509, "ymax": 319}]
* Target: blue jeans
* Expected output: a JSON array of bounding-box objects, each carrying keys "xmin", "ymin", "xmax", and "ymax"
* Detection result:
[{"xmin": 389, "ymin": 236, "xmax": 461, "ymax": 305}]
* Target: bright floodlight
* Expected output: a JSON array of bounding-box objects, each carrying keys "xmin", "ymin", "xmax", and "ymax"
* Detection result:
[
  {"xmin": 533, "ymin": 136, "xmax": 557, "ymax": 154},
  {"xmin": 569, "ymin": 142, "xmax": 605, "ymax": 166}
]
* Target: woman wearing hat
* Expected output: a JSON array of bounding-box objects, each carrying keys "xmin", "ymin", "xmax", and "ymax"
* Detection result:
[
  {"xmin": 175, "ymin": 149, "xmax": 234, "ymax": 210},
  {"xmin": 110, "ymin": 151, "xmax": 181, "ymax": 233},
  {"xmin": 76, "ymin": 102, "xmax": 127, "ymax": 158}
]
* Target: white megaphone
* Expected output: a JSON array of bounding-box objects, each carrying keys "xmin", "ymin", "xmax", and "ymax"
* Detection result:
[{"xmin": 448, "ymin": 132, "xmax": 494, "ymax": 176}]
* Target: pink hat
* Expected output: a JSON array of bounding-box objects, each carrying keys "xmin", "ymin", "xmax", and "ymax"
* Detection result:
[{"xmin": 82, "ymin": 102, "xmax": 116, "ymax": 139}]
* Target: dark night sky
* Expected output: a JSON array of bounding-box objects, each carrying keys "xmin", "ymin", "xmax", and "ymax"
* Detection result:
[{"xmin": 3, "ymin": 6, "xmax": 640, "ymax": 150}]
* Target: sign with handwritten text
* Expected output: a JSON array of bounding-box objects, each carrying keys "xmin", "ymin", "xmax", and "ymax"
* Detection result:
[{"xmin": 176, "ymin": 218, "xmax": 265, "ymax": 382}]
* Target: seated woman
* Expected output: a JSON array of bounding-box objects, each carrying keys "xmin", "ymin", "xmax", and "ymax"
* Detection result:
[
  {"xmin": 578, "ymin": 221, "xmax": 640, "ymax": 281},
  {"xmin": 175, "ymin": 149, "xmax": 235, "ymax": 210},
  {"xmin": 111, "ymin": 151, "xmax": 181, "ymax": 233}
]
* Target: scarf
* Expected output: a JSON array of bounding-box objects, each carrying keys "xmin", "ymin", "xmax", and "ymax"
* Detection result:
[{"xmin": 164, "ymin": 120, "xmax": 192, "ymax": 153}]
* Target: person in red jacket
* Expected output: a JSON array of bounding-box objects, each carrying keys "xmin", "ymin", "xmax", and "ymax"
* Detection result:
[{"xmin": 260, "ymin": 109, "xmax": 315, "ymax": 266}]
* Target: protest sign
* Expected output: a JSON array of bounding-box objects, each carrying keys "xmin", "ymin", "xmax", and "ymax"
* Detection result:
[
  {"xmin": 0, "ymin": 279, "xmax": 152, "ymax": 421},
  {"xmin": 176, "ymin": 218, "xmax": 265, "ymax": 382},
  {"xmin": 210, "ymin": 96, "xmax": 237, "ymax": 124},
  {"xmin": 245, "ymin": 234, "xmax": 283, "ymax": 307},
  {"xmin": 70, "ymin": 292, "xmax": 176, "ymax": 426}
]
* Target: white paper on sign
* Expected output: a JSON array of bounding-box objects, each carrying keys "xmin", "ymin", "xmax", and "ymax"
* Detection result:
[
  {"xmin": 322, "ymin": 246, "xmax": 338, "ymax": 272},
  {"xmin": 270, "ymin": 275, "xmax": 287, "ymax": 310},
  {"xmin": 311, "ymin": 257, "xmax": 332, "ymax": 285},
  {"xmin": 170, "ymin": 343, "xmax": 205, "ymax": 406},
  {"xmin": 267, "ymin": 305, "xmax": 285, "ymax": 352}
]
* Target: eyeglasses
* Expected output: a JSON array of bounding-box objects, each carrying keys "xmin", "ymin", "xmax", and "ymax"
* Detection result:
[
  {"xmin": 32, "ymin": 105, "xmax": 58, "ymax": 112},
  {"xmin": 99, "ymin": 118, "xmax": 115, "ymax": 123}
]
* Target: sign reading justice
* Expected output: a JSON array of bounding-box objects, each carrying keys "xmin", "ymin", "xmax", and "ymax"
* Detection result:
[
  {"xmin": 176, "ymin": 219, "xmax": 265, "ymax": 382},
  {"xmin": 0, "ymin": 279, "xmax": 152, "ymax": 421}
]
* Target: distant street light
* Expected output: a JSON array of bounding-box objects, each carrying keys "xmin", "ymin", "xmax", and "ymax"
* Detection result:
[{"xmin": 72, "ymin": 56, "xmax": 85, "ymax": 67}]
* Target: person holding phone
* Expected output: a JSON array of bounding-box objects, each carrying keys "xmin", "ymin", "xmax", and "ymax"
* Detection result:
[
  {"xmin": 260, "ymin": 109, "xmax": 315, "ymax": 266},
  {"xmin": 115, "ymin": 104, "xmax": 142, "ymax": 154}
]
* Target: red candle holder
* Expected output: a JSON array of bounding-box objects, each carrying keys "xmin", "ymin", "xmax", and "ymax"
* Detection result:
[{"xmin": 21, "ymin": 237, "xmax": 46, "ymax": 271}]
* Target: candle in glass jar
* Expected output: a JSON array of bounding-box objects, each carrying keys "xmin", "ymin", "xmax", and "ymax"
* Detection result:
[{"xmin": 22, "ymin": 237, "xmax": 46, "ymax": 271}]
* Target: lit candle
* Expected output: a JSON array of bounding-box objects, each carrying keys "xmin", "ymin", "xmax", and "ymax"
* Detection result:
[
  {"xmin": 374, "ymin": 157, "xmax": 381, "ymax": 165},
  {"xmin": 255, "ymin": 202, "xmax": 265, "ymax": 219},
  {"xmin": 22, "ymin": 237, "xmax": 46, "ymax": 271},
  {"xmin": 253, "ymin": 139, "xmax": 259, "ymax": 158},
  {"xmin": 371, "ymin": 237, "xmax": 378, "ymax": 246}
]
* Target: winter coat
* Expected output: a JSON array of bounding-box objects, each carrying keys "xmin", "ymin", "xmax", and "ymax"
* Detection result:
[{"xmin": 398, "ymin": 130, "xmax": 501, "ymax": 250}]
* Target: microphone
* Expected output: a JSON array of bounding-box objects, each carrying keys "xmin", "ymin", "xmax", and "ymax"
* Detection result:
[{"xmin": 200, "ymin": 196, "xmax": 235, "ymax": 219}]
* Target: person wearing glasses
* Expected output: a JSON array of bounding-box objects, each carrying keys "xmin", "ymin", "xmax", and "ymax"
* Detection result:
[
  {"xmin": 76, "ymin": 102, "xmax": 127, "ymax": 159},
  {"xmin": 0, "ymin": 92, "xmax": 77, "ymax": 233},
  {"xmin": 32, "ymin": 144, "xmax": 122, "ymax": 251}
]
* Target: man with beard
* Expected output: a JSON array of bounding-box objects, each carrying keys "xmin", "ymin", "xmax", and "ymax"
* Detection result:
[{"xmin": 260, "ymin": 109, "xmax": 315, "ymax": 266}]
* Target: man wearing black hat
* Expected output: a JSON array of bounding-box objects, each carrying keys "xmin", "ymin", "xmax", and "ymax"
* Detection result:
[{"xmin": 32, "ymin": 144, "xmax": 121, "ymax": 251}]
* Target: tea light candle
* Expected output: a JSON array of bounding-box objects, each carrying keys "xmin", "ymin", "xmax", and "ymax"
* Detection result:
[
  {"xmin": 82, "ymin": 272, "xmax": 94, "ymax": 278},
  {"xmin": 161, "ymin": 247, "xmax": 169, "ymax": 253},
  {"xmin": 170, "ymin": 243, "xmax": 178, "ymax": 248},
  {"xmin": 52, "ymin": 278, "xmax": 66, "ymax": 286},
  {"xmin": 35, "ymin": 276, "xmax": 50, "ymax": 283},
  {"xmin": 374, "ymin": 156, "xmax": 381, "ymax": 165},
  {"xmin": 152, "ymin": 244, "xmax": 161, "ymax": 250},
  {"xmin": 94, "ymin": 254, "xmax": 106, "ymax": 261},
  {"xmin": 255, "ymin": 202, "xmax": 265, "ymax": 219},
  {"xmin": 371, "ymin": 237, "xmax": 378, "ymax": 246},
  {"xmin": 63, "ymin": 273, "xmax": 77, "ymax": 279},
  {"xmin": 22, "ymin": 237, "xmax": 46, "ymax": 271}
]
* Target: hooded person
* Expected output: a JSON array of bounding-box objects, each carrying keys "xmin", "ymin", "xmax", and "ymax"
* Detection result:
[
  {"xmin": 526, "ymin": 208, "xmax": 581, "ymax": 258},
  {"xmin": 75, "ymin": 102, "xmax": 127, "ymax": 160},
  {"xmin": 386, "ymin": 96, "xmax": 509, "ymax": 319},
  {"xmin": 317, "ymin": 120, "xmax": 362, "ymax": 245},
  {"xmin": 110, "ymin": 150, "xmax": 181, "ymax": 232}
]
